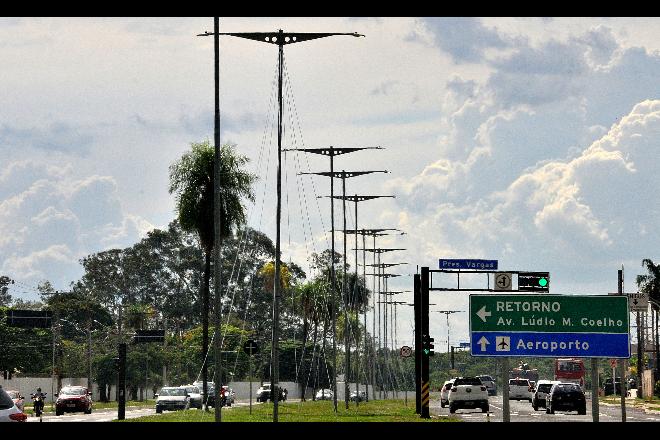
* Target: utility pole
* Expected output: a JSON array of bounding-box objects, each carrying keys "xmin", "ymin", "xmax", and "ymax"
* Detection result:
[
  {"xmin": 431, "ymin": 311, "xmax": 464, "ymax": 356},
  {"xmin": 198, "ymin": 28, "xmax": 364, "ymax": 422}
]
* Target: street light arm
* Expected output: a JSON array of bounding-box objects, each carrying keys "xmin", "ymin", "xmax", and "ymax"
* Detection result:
[{"xmin": 198, "ymin": 31, "xmax": 364, "ymax": 45}]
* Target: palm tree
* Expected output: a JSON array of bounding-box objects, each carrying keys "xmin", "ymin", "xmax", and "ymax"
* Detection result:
[
  {"xmin": 637, "ymin": 259, "xmax": 660, "ymax": 367},
  {"xmin": 169, "ymin": 140, "xmax": 256, "ymax": 407}
]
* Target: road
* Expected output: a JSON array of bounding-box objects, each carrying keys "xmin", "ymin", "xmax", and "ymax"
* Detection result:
[
  {"xmin": 430, "ymin": 393, "xmax": 660, "ymax": 422},
  {"xmin": 26, "ymin": 401, "xmax": 255, "ymax": 422}
]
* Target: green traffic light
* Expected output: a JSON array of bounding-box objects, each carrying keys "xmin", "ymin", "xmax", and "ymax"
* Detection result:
[
  {"xmin": 538, "ymin": 277, "xmax": 548, "ymax": 287},
  {"xmin": 423, "ymin": 349, "xmax": 429, "ymax": 355}
]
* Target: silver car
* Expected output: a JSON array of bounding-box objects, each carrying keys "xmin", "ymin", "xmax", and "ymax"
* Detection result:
[
  {"xmin": 476, "ymin": 375, "xmax": 497, "ymax": 396},
  {"xmin": 315, "ymin": 389, "xmax": 334, "ymax": 400},
  {"xmin": 0, "ymin": 386, "xmax": 27, "ymax": 422},
  {"xmin": 182, "ymin": 385, "xmax": 202, "ymax": 409}
]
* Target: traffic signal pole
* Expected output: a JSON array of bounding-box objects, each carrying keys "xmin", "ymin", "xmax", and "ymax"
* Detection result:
[
  {"xmin": 414, "ymin": 273, "xmax": 421, "ymax": 414},
  {"xmin": 420, "ymin": 267, "xmax": 430, "ymax": 419}
]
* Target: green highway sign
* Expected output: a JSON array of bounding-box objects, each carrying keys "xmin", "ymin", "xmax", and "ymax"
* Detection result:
[{"xmin": 470, "ymin": 294, "xmax": 630, "ymax": 358}]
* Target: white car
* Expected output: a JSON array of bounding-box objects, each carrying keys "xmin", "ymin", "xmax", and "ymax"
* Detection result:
[
  {"xmin": 315, "ymin": 389, "xmax": 334, "ymax": 400},
  {"xmin": 440, "ymin": 379, "xmax": 455, "ymax": 407},
  {"xmin": 448, "ymin": 377, "xmax": 489, "ymax": 413},
  {"xmin": 532, "ymin": 380, "xmax": 560, "ymax": 410},
  {"xmin": 182, "ymin": 385, "xmax": 203, "ymax": 409},
  {"xmin": 0, "ymin": 386, "xmax": 27, "ymax": 422},
  {"xmin": 155, "ymin": 386, "xmax": 190, "ymax": 413},
  {"xmin": 509, "ymin": 378, "xmax": 533, "ymax": 401}
]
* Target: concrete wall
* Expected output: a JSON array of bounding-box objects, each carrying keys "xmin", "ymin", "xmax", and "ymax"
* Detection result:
[
  {"xmin": 0, "ymin": 377, "xmax": 157, "ymax": 403},
  {"xmin": 1, "ymin": 376, "xmax": 413, "ymax": 403}
]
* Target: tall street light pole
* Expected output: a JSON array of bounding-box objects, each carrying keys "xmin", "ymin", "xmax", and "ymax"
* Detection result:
[
  {"xmin": 198, "ymin": 27, "xmax": 363, "ymax": 422},
  {"xmin": 352, "ymin": 228, "xmax": 403, "ymax": 399},
  {"xmin": 328, "ymin": 195, "xmax": 395, "ymax": 406},
  {"xmin": 290, "ymin": 146, "xmax": 382, "ymax": 411},
  {"xmin": 359, "ymin": 249, "xmax": 405, "ymax": 397},
  {"xmin": 432, "ymin": 311, "xmax": 464, "ymax": 358},
  {"xmin": 304, "ymin": 171, "xmax": 388, "ymax": 409}
]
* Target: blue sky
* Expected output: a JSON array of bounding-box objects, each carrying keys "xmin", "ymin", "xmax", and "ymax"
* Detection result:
[{"xmin": 1, "ymin": 17, "xmax": 658, "ymax": 348}]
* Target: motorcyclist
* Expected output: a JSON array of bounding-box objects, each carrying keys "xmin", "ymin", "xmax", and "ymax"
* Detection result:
[{"xmin": 31, "ymin": 387, "xmax": 47, "ymax": 416}]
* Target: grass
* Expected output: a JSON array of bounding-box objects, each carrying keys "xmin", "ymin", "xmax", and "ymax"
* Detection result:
[{"xmin": 117, "ymin": 399, "xmax": 461, "ymax": 422}]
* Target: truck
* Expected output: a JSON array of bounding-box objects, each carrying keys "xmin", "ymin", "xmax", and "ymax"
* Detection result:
[{"xmin": 509, "ymin": 361, "xmax": 539, "ymax": 384}]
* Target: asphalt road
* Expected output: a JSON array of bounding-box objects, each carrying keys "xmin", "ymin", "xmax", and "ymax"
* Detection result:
[
  {"xmin": 430, "ymin": 393, "xmax": 660, "ymax": 422},
  {"xmin": 26, "ymin": 401, "xmax": 256, "ymax": 422}
]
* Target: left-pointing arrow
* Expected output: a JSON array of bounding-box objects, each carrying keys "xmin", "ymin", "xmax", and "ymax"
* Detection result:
[
  {"xmin": 478, "ymin": 336, "xmax": 490, "ymax": 352},
  {"xmin": 476, "ymin": 306, "xmax": 492, "ymax": 322}
]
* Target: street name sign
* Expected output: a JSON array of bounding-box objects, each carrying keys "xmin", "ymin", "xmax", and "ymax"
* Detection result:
[
  {"xmin": 470, "ymin": 294, "xmax": 630, "ymax": 358},
  {"xmin": 439, "ymin": 259, "xmax": 498, "ymax": 270}
]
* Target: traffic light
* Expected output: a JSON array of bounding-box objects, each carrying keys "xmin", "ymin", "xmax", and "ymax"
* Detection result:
[
  {"xmin": 518, "ymin": 272, "xmax": 550, "ymax": 292},
  {"xmin": 422, "ymin": 334, "xmax": 435, "ymax": 356}
]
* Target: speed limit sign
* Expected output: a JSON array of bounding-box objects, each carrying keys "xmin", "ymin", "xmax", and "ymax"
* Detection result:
[{"xmin": 400, "ymin": 346, "xmax": 412, "ymax": 358}]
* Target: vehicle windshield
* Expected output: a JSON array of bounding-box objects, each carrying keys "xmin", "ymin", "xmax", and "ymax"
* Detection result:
[
  {"xmin": 510, "ymin": 380, "xmax": 529, "ymax": 386},
  {"xmin": 444, "ymin": 382, "xmax": 453, "ymax": 390},
  {"xmin": 478, "ymin": 376, "xmax": 493, "ymax": 381},
  {"xmin": 0, "ymin": 388, "xmax": 15, "ymax": 410},
  {"xmin": 537, "ymin": 384, "xmax": 553, "ymax": 393},
  {"xmin": 60, "ymin": 388, "xmax": 86, "ymax": 395},
  {"xmin": 454, "ymin": 378, "xmax": 482, "ymax": 386},
  {"xmin": 159, "ymin": 388, "xmax": 186, "ymax": 396},
  {"xmin": 558, "ymin": 360, "xmax": 583, "ymax": 372},
  {"xmin": 557, "ymin": 384, "xmax": 582, "ymax": 393}
]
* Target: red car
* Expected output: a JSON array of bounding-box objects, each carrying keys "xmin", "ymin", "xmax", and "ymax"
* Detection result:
[
  {"xmin": 55, "ymin": 386, "xmax": 93, "ymax": 416},
  {"xmin": 6, "ymin": 390, "xmax": 25, "ymax": 412}
]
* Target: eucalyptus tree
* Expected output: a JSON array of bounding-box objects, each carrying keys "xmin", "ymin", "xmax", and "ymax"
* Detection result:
[{"xmin": 168, "ymin": 140, "xmax": 256, "ymax": 406}]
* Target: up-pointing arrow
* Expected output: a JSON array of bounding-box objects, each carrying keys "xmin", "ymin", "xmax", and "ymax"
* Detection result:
[
  {"xmin": 478, "ymin": 336, "xmax": 490, "ymax": 352},
  {"xmin": 476, "ymin": 305, "xmax": 492, "ymax": 322}
]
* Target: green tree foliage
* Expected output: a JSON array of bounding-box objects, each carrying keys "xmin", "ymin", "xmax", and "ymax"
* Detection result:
[
  {"xmin": 168, "ymin": 140, "xmax": 256, "ymax": 396},
  {"xmin": 0, "ymin": 276, "xmax": 13, "ymax": 306}
]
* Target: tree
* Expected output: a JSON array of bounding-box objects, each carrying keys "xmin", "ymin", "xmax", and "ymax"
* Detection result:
[
  {"xmin": 0, "ymin": 276, "xmax": 13, "ymax": 307},
  {"xmin": 637, "ymin": 259, "xmax": 660, "ymax": 304},
  {"xmin": 168, "ymin": 140, "xmax": 256, "ymax": 406},
  {"xmin": 637, "ymin": 258, "xmax": 660, "ymax": 374}
]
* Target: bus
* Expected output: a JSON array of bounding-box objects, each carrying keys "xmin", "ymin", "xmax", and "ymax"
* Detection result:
[{"xmin": 554, "ymin": 358, "xmax": 585, "ymax": 387}]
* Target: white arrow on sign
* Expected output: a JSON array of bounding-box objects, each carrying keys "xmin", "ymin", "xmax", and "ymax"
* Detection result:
[
  {"xmin": 478, "ymin": 336, "xmax": 490, "ymax": 352},
  {"xmin": 476, "ymin": 305, "xmax": 491, "ymax": 322}
]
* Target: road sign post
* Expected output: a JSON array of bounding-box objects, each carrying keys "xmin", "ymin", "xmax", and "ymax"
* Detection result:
[{"xmin": 470, "ymin": 294, "xmax": 630, "ymax": 358}]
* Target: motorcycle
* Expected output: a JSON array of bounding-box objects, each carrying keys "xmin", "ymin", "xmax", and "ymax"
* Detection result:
[{"xmin": 31, "ymin": 392, "xmax": 47, "ymax": 419}]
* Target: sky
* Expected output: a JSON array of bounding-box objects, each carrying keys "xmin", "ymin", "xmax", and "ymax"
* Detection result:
[{"xmin": 1, "ymin": 17, "xmax": 659, "ymax": 353}]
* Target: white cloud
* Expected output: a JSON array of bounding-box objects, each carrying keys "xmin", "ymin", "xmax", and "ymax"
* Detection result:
[{"xmin": 0, "ymin": 160, "xmax": 154, "ymax": 291}]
